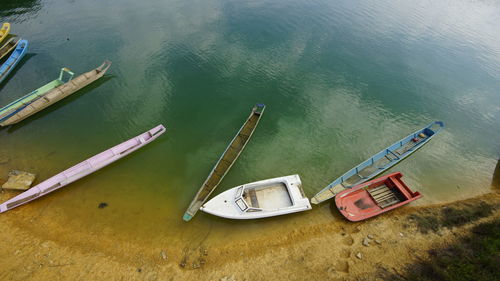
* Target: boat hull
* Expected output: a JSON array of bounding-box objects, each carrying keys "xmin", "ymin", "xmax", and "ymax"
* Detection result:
[
  {"xmin": 0, "ymin": 125, "xmax": 166, "ymax": 213},
  {"xmin": 335, "ymin": 172, "xmax": 422, "ymax": 221},
  {"xmin": 0, "ymin": 37, "xmax": 19, "ymax": 61},
  {"xmin": 0, "ymin": 23, "xmax": 10, "ymax": 44},
  {"xmin": 0, "ymin": 68, "xmax": 74, "ymax": 123},
  {"xmin": 0, "ymin": 39, "xmax": 28, "ymax": 85},
  {"xmin": 0, "ymin": 61, "xmax": 110, "ymax": 126},
  {"xmin": 201, "ymin": 175, "xmax": 311, "ymax": 219},
  {"xmin": 183, "ymin": 104, "xmax": 265, "ymax": 221},
  {"xmin": 311, "ymin": 121, "xmax": 444, "ymax": 204}
]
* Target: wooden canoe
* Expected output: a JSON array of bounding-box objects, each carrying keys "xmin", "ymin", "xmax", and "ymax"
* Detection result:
[
  {"xmin": 0, "ymin": 60, "xmax": 111, "ymax": 126},
  {"xmin": 0, "ymin": 39, "xmax": 28, "ymax": 85},
  {"xmin": 183, "ymin": 104, "xmax": 265, "ymax": 221},
  {"xmin": 0, "ymin": 36, "xmax": 19, "ymax": 60},
  {"xmin": 0, "ymin": 23, "xmax": 10, "ymax": 44},
  {"xmin": 0, "ymin": 67, "xmax": 74, "ymax": 123},
  {"xmin": 311, "ymin": 121, "xmax": 444, "ymax": 204},
  {"xmin": 0, "ymin": 125, "xmax": 166, "ymax": 214},
  {"xmin": 335, "ymin": 172, "xmax": 422, "ymax": 221}
]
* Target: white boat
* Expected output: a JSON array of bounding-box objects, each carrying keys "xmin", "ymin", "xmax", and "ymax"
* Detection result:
[{"xmin": 201, "ymin": 175, "xmax": 312, "ymax": 219}]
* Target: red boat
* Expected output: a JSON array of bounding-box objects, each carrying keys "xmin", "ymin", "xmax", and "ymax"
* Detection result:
[{"xmin": 335, "ymin": 172, "xmax": 422, "ymax": 221}]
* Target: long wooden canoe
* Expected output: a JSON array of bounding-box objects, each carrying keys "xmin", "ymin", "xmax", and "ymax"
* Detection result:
[
  {"xmin": 0, "ymin": 39, "xmax": 28, "ymax": 85},
  {"xmin": 311, "ymin": 121, "xmax": 444, "ymax": 204},
  {"xmin": 0, "ymin": 60, "xmax": 111, "ymax": 126},
  {"xmin": 0, "ymin": 23, "xmax": 10, "ymax": 44},
  {"xmin": 0, "ymin": 37, "xmax": 19, "ymax": 60},
  {"xmin": 0, "ymin": 125, "xmax": 166, "ymax": 214},
  {"xmin": 183, "ymin": 104, "xmax": 266, "ymax": 221},
  {"xmin": 0, "ymin": 67, "xmax": 74, "ymax": 123}
]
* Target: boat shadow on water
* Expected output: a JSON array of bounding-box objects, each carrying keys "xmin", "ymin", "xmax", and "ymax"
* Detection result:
[
  {"xmin": 4, "ymin": 75, "xmax": 114, "ymax": 133},
  {"xmin": 0, "ymin": 53, "xmax": 36, "ymax": 90},
  {"xmin": 492, "ymin": 159, "xmax": 500, "ymax": 190}
]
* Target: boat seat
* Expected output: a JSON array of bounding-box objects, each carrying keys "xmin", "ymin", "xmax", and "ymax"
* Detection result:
[
  {"xmin": 367, "ymin": 185, "xmax": 401, "ymax": 208},
  {"xmin": 247, "ymin": 188, "xmax": 259, "ymax": 208}
]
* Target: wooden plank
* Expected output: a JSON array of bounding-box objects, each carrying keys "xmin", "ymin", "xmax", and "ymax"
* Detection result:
[
  {"xmin": 369, "ymin": 187, "xmax": 390, "ymax": 196},
  {"xmin": 374, "ymin": 194, "xmax": 396, "ymax": 204},
  {"xmin": 183, "ymin": 104, "xmax": 265, "ymax": 221},
  {"xmin": 372, "ymin": 191, "xmax": 393, "ymax": 200},
  {"xmin": 380, "ymin": 198, "xmax": 400, "ymax": 208},
  {"xmin": 367, "ymin": 185, "xmax": 388, "ymax": 193}
]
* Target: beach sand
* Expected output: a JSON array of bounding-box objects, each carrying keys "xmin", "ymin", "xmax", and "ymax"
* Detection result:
[{"xmin": 0, "ymin": 189, "xmax": 498, "ymax": 281}]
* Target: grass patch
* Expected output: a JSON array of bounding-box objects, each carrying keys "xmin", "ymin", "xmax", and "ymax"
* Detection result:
[
  {"xmin": 378, "ymin": 220, "xmax": 500, "ymax": 281},
  {"xmin": 409, "ymin": 201, "xmax": 494, "ymax": 234}
]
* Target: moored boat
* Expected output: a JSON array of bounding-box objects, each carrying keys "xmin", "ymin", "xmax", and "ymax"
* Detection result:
[
  {"xmin": 0, "ymin": 67, "xmax": 74, "ymax": 123},
  {"xmin": 311, "ymin": 121, "xmax": 444, "ymax": 204},
  {"xmin": 0, "ymin": 23, "xmax": 10, "ymax": 44},
  {"xmin": 0, "ymin": 39, "xmax": 28, "ymax": 85},
  {"xmin": 183, "ymin": 104, "xmax": 265, "ymax": 221},
  {"xmin": 0, "ymin": 125, "xmax": 166, "ymax": 213},
  {"xmin": 201, "ymin": 175, "xmax": 311, "ymax": 219},
  {"xmin": 335, "ymin": 172, "xmax": 421, "ymax": 221},
  {"xmin": 0, "ymin": 60, "xmax": 111, "ymax": 126},
  {"xmin": 0, "ymin": 37, "xmax": 19, "ymax": 60}
]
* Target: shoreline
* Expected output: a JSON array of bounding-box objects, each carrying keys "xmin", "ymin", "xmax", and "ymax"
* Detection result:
[{"xmin": 0, "ymin": 188, "xmax": 498, "ymax": 280}]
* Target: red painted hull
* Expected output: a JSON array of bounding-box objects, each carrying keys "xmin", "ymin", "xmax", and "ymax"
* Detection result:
[{"xmin": 335, "ymin": 172, "xmax": 422, "ymax": 221}]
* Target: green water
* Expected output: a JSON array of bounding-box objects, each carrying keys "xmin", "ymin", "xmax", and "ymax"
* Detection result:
[{"xmin": 0, "ymin": 0, "xmax": 499, "ymax": 246}]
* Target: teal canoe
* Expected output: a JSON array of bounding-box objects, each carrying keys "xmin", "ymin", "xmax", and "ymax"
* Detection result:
[
  {"xmin": 311, "ymin": 121, "xmax": 444, "ymax": 204},
  {"xmin": 0, "ymin": 67, "xmax": 74, "ymax": 123},
  {"xmin": 0, "ymin": 39, "xmax": 28, "ymax": 85}
]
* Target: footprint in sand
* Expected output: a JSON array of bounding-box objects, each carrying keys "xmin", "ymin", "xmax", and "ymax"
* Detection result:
[
  {"xmin": 334, "ymin": 260, "xmax": 350, "ymax": 273},
  {"xmin": 340, "ymin": 248, "xmax": 351, "ymax": 258},
  {"xmin": 342, "ymin": 236, "xmax": 354, "ymax": 246}
]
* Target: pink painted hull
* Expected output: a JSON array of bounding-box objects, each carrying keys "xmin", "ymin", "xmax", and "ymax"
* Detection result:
[{"xmin": 0, "ymin": 125, "xmax": 166, "ymax": 213}]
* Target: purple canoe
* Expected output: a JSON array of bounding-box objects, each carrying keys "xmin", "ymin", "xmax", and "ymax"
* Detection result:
[{"xmin": 0, "ymin": 124, "xmax": 166, "ymax": 213}]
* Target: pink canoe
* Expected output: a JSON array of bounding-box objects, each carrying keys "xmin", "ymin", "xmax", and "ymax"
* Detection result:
[{"xmin": 0, "ymin": 125, "xmax": 166, "ymax": 213}]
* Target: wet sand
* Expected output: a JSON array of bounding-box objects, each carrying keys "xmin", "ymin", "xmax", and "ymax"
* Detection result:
[{"xmin": 0, "ymin": 188, "xmax": 498, "ymax": 281}]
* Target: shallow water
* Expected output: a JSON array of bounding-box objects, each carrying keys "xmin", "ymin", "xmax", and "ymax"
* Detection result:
[{"xmin": 0, "ymin": 0, "xmax": 499, "ymax": 247}]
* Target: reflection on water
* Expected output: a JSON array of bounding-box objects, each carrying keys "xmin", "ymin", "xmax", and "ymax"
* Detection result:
[
  {"xmin": 0, "ymin": 0, "xmax": 499, "ymax": 251},
  {"xmin": 0, "ymin": 0, "xmax": 41, "ymax": 19}
]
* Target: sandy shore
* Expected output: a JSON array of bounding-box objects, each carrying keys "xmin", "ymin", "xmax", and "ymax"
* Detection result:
[{"xmin": 0, "ymin": 189, "xmax": 498, "ymax": 281}]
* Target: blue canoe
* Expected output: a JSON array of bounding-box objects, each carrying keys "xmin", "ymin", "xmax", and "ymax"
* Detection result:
[
  {"xmin": 0, "ymin": 39, "xmax": 28, "ymax": 85},
  {"xmin": 311, "ymin": 121, "xmax": 444, "ymax": 204}
]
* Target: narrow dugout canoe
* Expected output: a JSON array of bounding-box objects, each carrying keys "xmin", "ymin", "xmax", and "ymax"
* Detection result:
[
  {"xmin": 0, "ymin": 23, "xmax": 10, "ymax": 44},
  {"xmin": 201, "ymin": 175, "xmax": 311, "ymax": 219},
  {"xmin": 0, "ymin": 60, "xmax": 111, "ymax": 126},
  {"xmin": 183, "ymin": 104, "xmax": 266, "ymax": 221},
  {"xmin": 0, "ymin": 125, "xmax": 166, "ymax": 214},
  {"xmin": 0, "ymin": 39, "xmax": 28, "ymax": 85},
  {"xmin": 0, "ymin": 37, "xmax": 19, "ymax": 60},
  {"xmin": 335, "ymin": 172, "xmax": 422, "ymax": 221},
  {"xmin": 0, "ymin": 67, "xmax": 74, "ymax": 123},
  {"xmin": 311, "ymin": 121, "xmax": 444, "ymax": 204}
]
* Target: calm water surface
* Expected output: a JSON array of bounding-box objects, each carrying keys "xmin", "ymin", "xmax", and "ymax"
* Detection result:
[{"xmin": 0, "ymin": 0, "xmax": 499, "ymax": 246}]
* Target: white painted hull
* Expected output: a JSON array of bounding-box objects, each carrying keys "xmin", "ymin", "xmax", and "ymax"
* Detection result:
[{"xmin": 201, "ymin": 175, "xmax": 311, "ymax": 219}]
